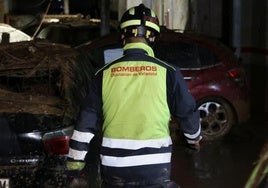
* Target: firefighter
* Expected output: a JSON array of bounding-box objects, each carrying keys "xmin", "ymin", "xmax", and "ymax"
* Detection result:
[{"xmin": 66, "ymin": 4, "xmax": 202, "ymax": 188}]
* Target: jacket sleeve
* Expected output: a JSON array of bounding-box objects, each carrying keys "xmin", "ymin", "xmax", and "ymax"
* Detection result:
[
  {"xmin": 167, "ymin": 67, "xmax": 202, "ymax": 144},
  {"xmin": 68, "ymin": 74, "xmax": 103, "ymax": 162}
]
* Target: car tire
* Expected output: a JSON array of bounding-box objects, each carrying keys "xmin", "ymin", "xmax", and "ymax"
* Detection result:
[{"xmin": 197, "ymin": 97, "xmax": 236, "ymax": 141}]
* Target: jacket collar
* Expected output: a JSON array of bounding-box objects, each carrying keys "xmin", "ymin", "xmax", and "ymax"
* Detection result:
[{"xmin": 123, "ymin": 42, "xmax": 155, "ymax": 57}]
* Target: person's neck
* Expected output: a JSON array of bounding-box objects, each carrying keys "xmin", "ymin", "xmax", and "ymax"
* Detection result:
[{"xmin": 124, "ymin": 36, "xmax": 147, "ymax": 44}]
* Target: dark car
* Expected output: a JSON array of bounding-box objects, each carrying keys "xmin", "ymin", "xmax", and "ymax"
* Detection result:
[
  {"xmin": 77, "ymin": 28, "xmax": 250, "ymax": 141},
  {"xmin": 0, "ymin": 40, "xmax": 95, "ymax": 187},
  {"xmin": 34, "ymin": 19, "xmax": 117, "ymax": 47}
]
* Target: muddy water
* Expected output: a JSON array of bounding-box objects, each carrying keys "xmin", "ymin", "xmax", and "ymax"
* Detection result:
[{"xmin": 170, "ymin": 118, "xmax": 268, "ymax": 188}]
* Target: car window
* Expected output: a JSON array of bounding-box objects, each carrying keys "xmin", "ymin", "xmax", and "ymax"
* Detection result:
[
  {"xmin": 73, "ymin": 27, "xmax": 100, "ymax": 46},
  {"xmin": 154, "ymin": 41, "xmax": 199, "ymax": 68},
  {"xmin": 37, "ymin": 24, "xmax": 117, "ymax": 47},
  {"xmin": 197, "ymin": 45, "xmax": 220, "ymax": 66},
  {"xmin": 38, "ymin": 26, "xmax": 70, "ymax": 44},
  {"xmin": 88, "ymin": 42, "xmax": 123, "ymax": 68},
  {"xmin": 104, "ymin": 48, "xmax": 123, "ymax": 64},
  {"xmin": 154, "ymin": 41, "xmax": 219, "ymax": 68}
]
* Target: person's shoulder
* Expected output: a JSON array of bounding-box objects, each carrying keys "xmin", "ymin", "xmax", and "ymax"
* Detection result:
[
  {"xmin": 152, "ymin": 56, "xmax": 177, "ymax": 71},
  {"xmin": 94, "ymin": 57, "xmax": 124, "ymax": 76}
]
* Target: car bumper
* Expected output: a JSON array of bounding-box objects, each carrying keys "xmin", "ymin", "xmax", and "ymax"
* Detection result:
[
  {"xmin": 0, "ymin": 155, "xmax": 67, "ymax": 187},
  {"xmin": 0, "ymin": 155, "xmax": 42, "ymax": 187}
]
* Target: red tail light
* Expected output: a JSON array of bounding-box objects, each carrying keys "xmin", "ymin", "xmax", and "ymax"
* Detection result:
[
  {"xmin": 42, "ymin": 126, "xmax": 73, "ymax": 155},
  {"xmin": 43, "ymin": 136, "xmax": 70, "ymax": 155},
  {"xmin": 227, "ymin": 68, "xmax": 246, "ymax": 87},
  {"xmin": 228, "ymin": 69, "xmax": 241, "ymax": 78}
]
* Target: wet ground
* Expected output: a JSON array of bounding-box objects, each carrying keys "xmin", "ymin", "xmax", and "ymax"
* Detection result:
[{"xmin": 171, "ymin": 117, "xmax": 268, "ymax": 188}]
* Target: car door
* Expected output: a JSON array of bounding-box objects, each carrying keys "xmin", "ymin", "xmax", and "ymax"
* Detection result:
[{"xmin": 153, "ymin": 36, "xmax": 203, "ymax": 90}]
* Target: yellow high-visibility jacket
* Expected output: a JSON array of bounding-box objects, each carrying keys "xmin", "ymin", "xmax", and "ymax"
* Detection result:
[{"xmin": 68, "ymin": 42, "xmax": 201, "ymax": 186}]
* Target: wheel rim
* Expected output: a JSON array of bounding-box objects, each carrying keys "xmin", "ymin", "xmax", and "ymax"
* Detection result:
[{"xmin": 198, "ymin": 101, "xmax": 228, "ymax": 137}]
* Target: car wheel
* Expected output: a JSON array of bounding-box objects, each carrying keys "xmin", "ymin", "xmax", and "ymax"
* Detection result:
[{"xmin": 197, "ymin": 97, "xmax": 236, "ymax": 141}]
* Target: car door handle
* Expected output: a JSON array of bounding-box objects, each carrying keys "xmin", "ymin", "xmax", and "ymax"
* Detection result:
[{"xmin": 184, "ymin": 76, "xmax": 196, "ymax": 80}]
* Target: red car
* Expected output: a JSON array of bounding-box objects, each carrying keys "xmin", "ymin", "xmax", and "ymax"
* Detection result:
[{"xmin": 77, "ymin": 28, "xmax": 250, "ymax": 141}]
